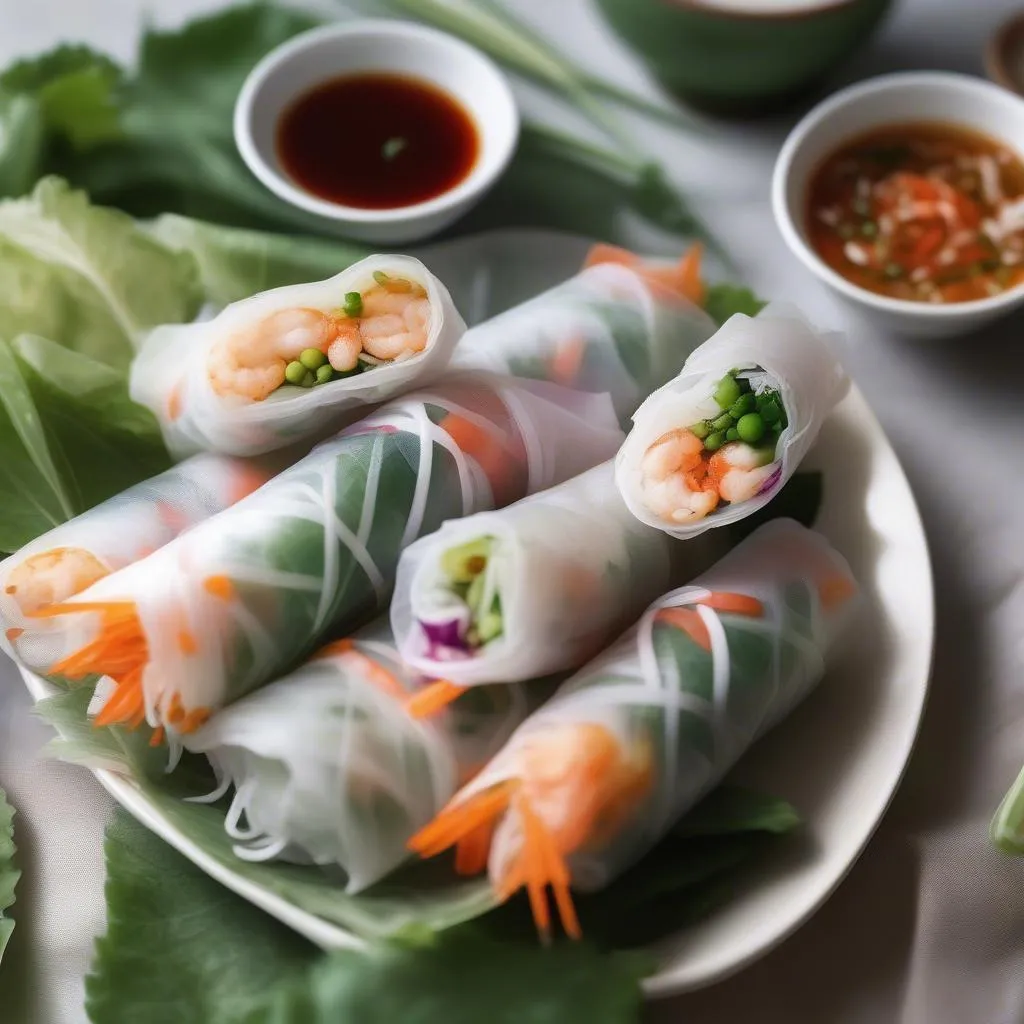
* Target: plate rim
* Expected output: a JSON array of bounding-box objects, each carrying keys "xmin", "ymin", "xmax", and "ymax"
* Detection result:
[{"xmin": 19, "ymin": 380, "xmax": 934, "ymax": 999}]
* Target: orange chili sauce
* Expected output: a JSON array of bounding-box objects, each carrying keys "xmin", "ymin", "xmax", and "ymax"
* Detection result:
[
  {"xmin": 806, "ymin": 122, "xmax": 1024, "ymax": 304},
  {"xmin": 277, "ymin": 73, "xmax": 479, "ymax": 210}
]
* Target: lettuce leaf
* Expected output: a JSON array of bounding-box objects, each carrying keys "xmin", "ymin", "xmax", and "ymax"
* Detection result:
[
  {"xmin": 703, "ymin": 283, "xmax": 767, "ymax": 327},
  {"xmin": 0, "ymin": 790, "xmax": 17, "ymax": 963}
]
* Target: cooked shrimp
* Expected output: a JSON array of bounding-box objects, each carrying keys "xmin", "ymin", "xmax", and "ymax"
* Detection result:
[
  {"xmin": 357, "ymin": 284, "xmax": 431, "ymax": 362},
  {"xmin": 707, "ymin": 443, "xmax": 778, "ymax": 504},
  {"xmin": 207, "ymin": 278, "xmax": 432, "ymax": 401},
  {"xmin": 639, "ymin": 429, "xmax": 719, "ymax": 524},
  {"xmin": 410, "ymin": 722, "xmax": 653, "ymax": 939},
  {"xmin": 208, "ymin": 308, "xmax": 336, "ymax": 401},
  {"xmin": 4, "ymin": 547, "xmax": 110, "ymax": 616}
]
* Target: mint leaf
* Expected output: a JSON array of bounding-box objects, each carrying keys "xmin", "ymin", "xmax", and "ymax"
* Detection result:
[{"xmin": 0, "ymin": 789, "xmax": 18, "ymax": 962}]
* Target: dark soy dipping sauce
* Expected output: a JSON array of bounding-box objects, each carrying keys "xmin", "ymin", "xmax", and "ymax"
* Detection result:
[{"xmin": 276, "ymin": 73, "xmax": 479, "ymax": 209}]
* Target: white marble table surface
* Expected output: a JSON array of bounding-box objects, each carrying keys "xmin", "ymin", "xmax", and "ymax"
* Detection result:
[{"xmin": 0, "ymin": 0, "xmax": 1022, "ymax": 1021}]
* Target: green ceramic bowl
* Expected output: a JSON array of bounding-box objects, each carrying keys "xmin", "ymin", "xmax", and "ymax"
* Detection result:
[{"xmin": 593, "ymin": 0, "xmax": 894, "ymax": 114}]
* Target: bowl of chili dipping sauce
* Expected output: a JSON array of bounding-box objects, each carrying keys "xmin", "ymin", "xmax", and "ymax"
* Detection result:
[
  {"xmin": 235, "ymin": 21, "xmax": 519, "ymax": 244},
  {"xmin": 773, "ymin": 71, "xmax": 1024, "ymax": 337}
]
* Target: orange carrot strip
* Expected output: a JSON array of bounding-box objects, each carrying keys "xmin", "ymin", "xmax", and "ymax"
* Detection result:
[
  {"xmin": 582, "ymin": 242, "xmax": 639, "ymax": 270},
  {"xmin": 94, "ymin": 675, "xmax": 144, "ymax": 728},
  {"xmin": 819, "ymin": 574, "xmax": 857, "ymax": 611},
  {"xmin": 177, "ymin": 629, "xmax": 198, "ymax": 655},
  {"xmin": 313, "ymin": 638, "xmax": 354, "ymax": 659},
  {"xmin": 406, "ymin": 679, "xmax": 467, "ymax": 719},
  {"xmin": 454, "ymin": 819, "xmax": 496, "ymax": 876},
  {"xmin": 697, "ymin": 592, "xmax": 765, "ymax": 618},
  {"xmin": 5, "ymin": 628, "xmax": 23, "ymax": 642},
  {"xmin": 655, "ymin": 607, "xmax": 711, "ymax": 651},
  {"xmin": 203, "ymin": 575, "xmax": 235, "ymax": 601},
  {"xmin": 518, "ymin": 796, "xmax": 553, "ymax": 940},
  {"xmin": 149, "ymin": 726, "xmax": 166, "ymax": 748},
  {"xmin": 167, "ymin": 382, "xmax": 184, "ymax": 422},
  {"xmin": 550, "ymin": 336, "xmax": 586, "ymax": 386},
  {"xmin": 408, "ymin": 783, "xmax": 513, "ymax": 858}
]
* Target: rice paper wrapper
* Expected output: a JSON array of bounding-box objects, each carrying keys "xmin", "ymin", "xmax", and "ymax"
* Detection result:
[
  {"xmin": 391, "ymin": 462, "xmax": 676, "ymax": 686},
  {"xmin": 450, "ymin": 262, "xmax": 717, "ymax": 427},
  {"xmin": 42, "ymin": 374, "xmax": 623, "ymax": 735},
  {"xmin": 185, "ymin": 622, "xmax": 533, "ymax": 892},
  {"xmin": 446, "ymin": 519, "xmax": 859, "ymax": 893},
  {"xmin": 615, "ymin": 303, "xmax": 849, "ymax": 538},
  {"xmin": 0, "ymin": 452, "xmax": 288, "ymax": 674},
  {"xmin": 131, "ymin": 255, "xmax": 465, "ymax": 458}
]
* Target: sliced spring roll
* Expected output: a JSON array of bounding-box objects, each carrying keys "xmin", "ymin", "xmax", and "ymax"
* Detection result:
[
  {"xmin": 451, "ymin": 245, "xmax": 717, "ymax": 427},
  {"xmin": 132, "ymin": 256, "xmax": 465, "ymax": 458},
  {"xmin": 615, "ymin": 303, "xmax": 848, "ymax": 537},
  {"xmin": 409, "ymin": 519, "xmax": 859, "ymax": 939},
  {"xmin": 31, "ymin": 374, "xmax": 623, "ymax": 740},
  {"xmin": 390, "ymin": 462, "xmax": 677, "ymax": 712},
  {"xmin": 185, "ymin": 623, "xmax": 536, "ymax": 892},
  {"xmin": 0, "ymin": 452, "xmax": 286, "ymax": 675}
]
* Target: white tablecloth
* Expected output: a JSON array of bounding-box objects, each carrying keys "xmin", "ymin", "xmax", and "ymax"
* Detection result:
[{"xmin": 0, "ymin": 1, "xmax": 1022, "ymax": 1021}]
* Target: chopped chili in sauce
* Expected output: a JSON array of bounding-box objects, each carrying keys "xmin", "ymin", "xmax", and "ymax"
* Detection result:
[{"xmin": 806, "ymin": 122, "xmax": 1024, "ymax": 304}]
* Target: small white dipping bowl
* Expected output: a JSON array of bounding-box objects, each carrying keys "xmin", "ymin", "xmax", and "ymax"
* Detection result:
[
  {"xmin": 772, "ymin": 71, "xmax": 1024, "ymax": 339},
  {"xmin": 234, "ymin": 21, "xmax": 519, "ymax": 244}
]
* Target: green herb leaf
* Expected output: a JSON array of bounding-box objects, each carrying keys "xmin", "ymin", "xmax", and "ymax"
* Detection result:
[
  {"xmin": 243, "ymin": 929, "xmax": 650, "ymax": 1024},
  {"xmin": 0, "ymin": 789, "xmax": 18, "ymax": 963},
  {"xmin": 674, "ymin": 785, "xmax": 802, "ymax": 837},
  {"xmin": 0, "ymin": 92, "xmax": 45, "ymax": 197},
  {"xmin": 381, "ymin": 136, "xmax": 408, "ymax": 162},
  {"xmin": 85, "ymin": 810, "xmax": 319, "ymax": 1024},
  {"xmin": 992, "ymin": 763, "xmax": 1024, "ymax": 855},
  {"xmin": 703, "ymin": 283, "xmax": 767, "ymax": 326},
  {"xmin": 0, "ymin": 44, "xmax": 123, "ymax": 149}
]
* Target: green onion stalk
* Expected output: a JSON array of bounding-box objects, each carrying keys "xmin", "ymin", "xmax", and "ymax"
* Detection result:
[
  {"xmin": 33, "ymin": 375, "xmax": 623, "ymax": 741},
  {"xmin": 409, "ymin": 519, "xmax": 859, "ymax": 940}
]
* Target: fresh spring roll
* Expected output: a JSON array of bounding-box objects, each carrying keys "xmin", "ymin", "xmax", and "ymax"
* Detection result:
[
  {"xmin": 184, "ymin": 622, "xmax": 537, "ymax": 892},
  {"xmin": 0, "ymin": 452, "xmax": 286, "ymax": 676},
  {"xmin": 132, "ymin": 255, "xmax": 465, "ymax": 458},
  {"xmin": 390, "ymin": 462, "xmax": 678, "ymax": 712},
  {"xmin": 450, "ymin": 245, "xmax": 717, "ymax": 427},
  {"xmin": 409, "ymin": 519, "xmax": 859, "ymax": 939},
  {"xmin": 32, "ymin": 374, "xmax": 624, "ymax": 740},
  {"xmin": 615, "ymin": 303, "xmax": 848, "ymax": 537}
]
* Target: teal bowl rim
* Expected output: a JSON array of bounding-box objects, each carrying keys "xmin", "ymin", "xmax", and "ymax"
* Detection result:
[{"xmin": 656, "ymin": 0, "xmax": 868, "ymax": 22}]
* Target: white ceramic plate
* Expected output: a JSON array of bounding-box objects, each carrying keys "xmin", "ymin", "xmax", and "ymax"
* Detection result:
[{"xmin": 20, "ymin": 231, "xmax": 934, "ymax": 997}]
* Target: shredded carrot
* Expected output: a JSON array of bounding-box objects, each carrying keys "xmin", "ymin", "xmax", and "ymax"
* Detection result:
[
  {"xmin": 655, "ymin": 606, "xmax": 712, "ymax": 651},
  {"xmin": 167, "ymin": 381, "xmax": 183, "ymax": 423},
  {"xmin": 697, "ymin": 591, "xmax": 765, "ymax": 618},
  {"xmin": 819, "ymin": 574, "xmax": 857, "ymax": 611},
  {"xmin": 5, "ymin": 628, "xmax": 23, "ymax": 642},
  {"xmin": 203, "ymin": 575, "xmax": 235, "ymax": 601},
  {"xmin": 94, "ymin": 670, "xmax": 145, "ymax": 728},
  {"xmin": 438, "ymin": 413, "xmax": 520, "ymax": 501},
  {"xmin": 550, "ymin": 336, "xmax": 586, "ymax": 386},
  {"xmin": 313, "ymin": 638, "xmax": 354, "ymax": 659},
  {"xmin": 177, "ymin": 629, "xmax": 198, "ymax": 655},
  {"xmin": 149, "ymin": 725, "xmax": 165, "ymax": 747},
  {"xmin": 406, "ymin": 679, "xmax": 467, "ymax": 719},
  {"xmin": 408, "ymin": 782, "xmax": 514, "ymax": 858},
  {"xmin": 454, "ymin": 818, "xmax": 496, "ymax": 876},
  {"xmin": 582, "ymin": 242, "xmax": 639, "ymax": 270}
]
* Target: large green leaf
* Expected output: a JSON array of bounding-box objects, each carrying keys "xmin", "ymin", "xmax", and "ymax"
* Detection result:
[
  {"xmin": 0, "ymin": 177, "xmax": 201, "ymax": 366},
  {"xmin": 0, "ymin": 790, "xmax": 17, "ymax": 962},
  {"xmin": 85, "ymin": 810, "xmax": 319, "ymax": 1024},
  {"xmin": 85, "ymin": 810, "xmax": 649, "ymax": 1024},
  {"xmin": 0, "ymin": 336, "xmax": 170, "ymax": 551}
]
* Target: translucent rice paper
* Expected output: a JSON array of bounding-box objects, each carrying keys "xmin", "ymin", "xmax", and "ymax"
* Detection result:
[
  {"xmin": 131, "ymin": 255, "xmax": 465, "ymax": 458},
  {"xmin": 391, "ymin": 462, "xmax": 677, "ymax": 687},
  {"xmin": 0, "ymin": 452, "xmax": 287, "ymax": 675},
  {"xmin": 43, "ymin": 374, "xmax": 623, "ymax": 737},
  {"xmin": 615, "ymin": 303, "xmax": 848, "ymax": 538},
  {"xmin": 185, "ymin": 623, "xmax": 533, "ymax": 893},
  {"xmin": 450, "ymin": 262, "xmax": 718, "ymax": 427},
  {"xmin": 421, "ymin": 519, "xmax": 859, "ymax": 896}
]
